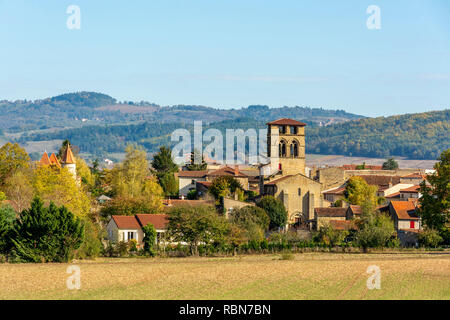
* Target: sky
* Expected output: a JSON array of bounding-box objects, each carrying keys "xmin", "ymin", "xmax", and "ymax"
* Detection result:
[{"xmin": 0, "ymin": 0, "xmax": 449, "ymax": 117}]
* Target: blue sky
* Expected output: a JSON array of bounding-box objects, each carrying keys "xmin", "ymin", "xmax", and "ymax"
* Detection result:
[{"xmin": 0, "ymin": 0, "xmax": 449, "ymax": 117}]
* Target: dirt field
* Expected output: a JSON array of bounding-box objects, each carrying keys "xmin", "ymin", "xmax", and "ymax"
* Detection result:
[{"xmin": 0, "ymin": 253, "xmax": 449, "ymax": 300}]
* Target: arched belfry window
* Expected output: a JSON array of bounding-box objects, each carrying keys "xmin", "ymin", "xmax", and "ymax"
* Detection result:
[
  {"xmin": 290, "ymin": 140, "xmax": 299, "ymax": 158},
  {"xmin": 279, "ymin": 140, "xmax": 287, "ymax": 158}
]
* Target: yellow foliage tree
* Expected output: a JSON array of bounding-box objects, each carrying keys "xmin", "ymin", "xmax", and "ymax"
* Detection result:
[
  {"xmin": 76, "ymin": 156, "xmax": 94, "ymax": 187},
  {"xmin": 33, "ymin": 165, "xmax": 91, "ymax": 218}
]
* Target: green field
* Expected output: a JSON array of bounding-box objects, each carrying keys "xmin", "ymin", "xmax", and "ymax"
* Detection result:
[{"xmin": 0, "ymin": 253, "xmax": 449, "ymax": 300}]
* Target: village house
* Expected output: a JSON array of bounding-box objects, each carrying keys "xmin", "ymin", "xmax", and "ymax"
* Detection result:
[
  {"xmin": 399, "ymin": 185, "xmax": 421, "ymax": 201},
  {"xmin": 388, "ymin": 200, "xmax": 422, "ymax": 246},
  {"xmin": 106, "ymin": 214, "xmax": 169, "ymax": 247},
  {"xmin": 177, "ymin": 166, "xmax": 250, "ymax": 197},
  {"xmin": 314, "ymin": 207, "xmax": 347, "ymax": 230}
]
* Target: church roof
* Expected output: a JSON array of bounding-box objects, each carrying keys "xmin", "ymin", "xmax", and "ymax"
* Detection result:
[
  {"xmin": 266, "ymin": 118, "xmax": 307, "ymax": 126},
  {"xmin": 61, "ymin": 144, "xmax": 76, "ymax": 164}
]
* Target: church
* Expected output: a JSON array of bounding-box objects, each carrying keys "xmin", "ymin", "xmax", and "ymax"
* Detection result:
[{"xmin": 259, "ymin": 118, "xmax": 324, "ymax": 229}]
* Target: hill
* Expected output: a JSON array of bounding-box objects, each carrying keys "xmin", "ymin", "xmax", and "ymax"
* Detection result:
[
  {"xmin": 306, "ymin": 110, "xmax": 450, "ymax": 160},
  {"xmin": 0, "ymin": 92, "xmax": 362, "ymax": 133},
  {"xmin": 16, "ymin": 110, "xmax": 450, "ymax": 160}
]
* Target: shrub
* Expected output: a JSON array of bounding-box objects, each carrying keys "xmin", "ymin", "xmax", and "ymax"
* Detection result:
[{"xmin": 419, "ymin": 229, "xmax": 443, "ymax": 248}]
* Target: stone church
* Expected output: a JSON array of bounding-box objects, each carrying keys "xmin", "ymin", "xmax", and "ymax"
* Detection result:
[{"xmin": 259, "ymin": 118, "xmax": 324, "ymax": 229}]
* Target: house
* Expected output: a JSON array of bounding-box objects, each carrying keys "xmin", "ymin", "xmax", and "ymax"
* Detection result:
[
  {"xmin": 177, "ymin": 170, "xmax": 208, "ymax": 196},
  {"xmin": 399, "ymin": 185, "xmax": 421, "ymax": 201},
  {"xmin": 97, "ymin": 195, "xmax": 112, "ymax": 204},
  {"xmin": 400, "ymin": 172, "xmax": 427, "ymax": 185},
  {"xmin": 322, "ymin": 186, "xmax": 346, "ymax": 203},
  {"xmin": 388, "ymin": 200, "xmax": 422, "ymax": 246},
  {"xmin": 346, "ymin": 205, "xmax": 362, "ymax": 220},
  {"xmin": 314, "ymin": 207, "xmax": 347, "ymax": 230},
  {"xmin": 177, "ymin": 166, "xmax": 250, "ymax": 197},
  {"xmin": 106, "ymin": 214, "xmax": 169, "ymax": 247}
]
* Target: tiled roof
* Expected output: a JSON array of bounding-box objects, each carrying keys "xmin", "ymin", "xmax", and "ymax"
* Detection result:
[
  {"xmin": 322, "ymin": 186, "xmax": 346, "ymax": 195},
  {"xmin": 61, "ymin": 145, "xmax": 76, "ymax": 164},
  {"xmin": 196, "ymin": 181, "xmax": 212, "ymax": 188},
  {"xmin": 357, "ymin": 175, "xmax": 401, "ymax": 187},
  {"xmin": 266, "ymin": 118, "xmax": 307, "ymax": 126},
  {"xmin": 342, "ymin": 164, "xmax": 383, "ymax": 170},
  {"xmin": 348, "ymin": 205, "xmax": 362, "ymax": 215},
  {"xmin": 207, "ymin": 166, "xmax": 247, "ymax": 178},
  {"xmin": 111, "ymin": 215, "xmax": 141, "ymax": 229},
  {"xmin": 315, "ymin": 207, "xmax": 347, "ymax": 217},
  {"xmin": 401, "ymin": 173, "xmax": 425, "ymax": 179},
  {"xmin": 39, "ymin": 152, "xmax": 51, "ymax": 166},
  {"xmin": 399, "ymin": 185, "xmax": 420, "ymax": 193},
  {"xmin": 178, "ymin": 170, "xmax": 208, "ymax": 178},
  {"xmin": 329, "ymin": 220, "xmax": 356, "ymax": 231},
  {"xmin": 390, "ymin": 201, "xmax": 419, "ymax": 220},
  {"xmin": 49, "ymin": 153, "xmax": 61, "ymax": 167},
  {"xmin": 163, "ymin": 199, "xmax": 214, "ymax": 207},
  {"xmin": 265, "ymin": 175, "xmax": 294, "ymax": 185},
  {"xmin": 386, "ymin": 192, "xmax": 401, "ymax": 199},
  {"xmin": 136, "ymin": 214, "xmax": 168, "ymax": 230}
]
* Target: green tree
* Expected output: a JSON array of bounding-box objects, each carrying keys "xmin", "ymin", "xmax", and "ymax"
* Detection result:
[
  {"xmin": 151, "ymin": 146, "xmax": 178, "ymax": 173},
  {"xmin": 167, "ymin": 205, "xmax": 229, "ymax": 255},
  {"xmin": 418, "ymin": 229, "xmax": 443, "ymax": 248},
  {"xmin": 0, "ymin": 143, "xmax": 30, "ymax": 185},
  {"xmin": 314, "ymin": 222, "xmax": 349, "ymax": 247},
  {"xmin": 355, "ymin": 202, "xmax": 396, "ymax": 252},
  {"xmin": 11, "ymin": 198, "xmax": 84, "ymax": 262},
  {"xmin": 0, "ymin": 204, "xmax": 16, "ymax": 253},
  {"xmin": 229, "ymin": 206, "xmax": 270, "ymax": 231},
  {"xmin": 418, "ymin": 149, "xmax": 449, "ymax": 240},
  {"xmin": 256, "ymin": 196, "xmax": 288, "ymax": 230},
  {"xmin": 186, "ymin": 149, "xmax": 207, "ymax": 171},
  {"xmin": 142, "ymin": 223, "xmax": 157, "ymax": 256},
  {"xmin": 344, "ymin": 176, "xmax": 379, "ymax": 207},
  {"xmin": 209, "ymin": 176, "xmax": 243, "ymax": 201},
  {"xmin": 382, "ymin": 158, "xmax": 399, "ymax": 170}
]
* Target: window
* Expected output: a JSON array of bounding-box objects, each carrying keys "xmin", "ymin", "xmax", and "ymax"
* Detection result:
[
  {"xmin": 279, "ymin": 126, "xmax": 286, "ymax": 134},
  {"xmin": 279, "ymin": 141, "xmax": 287, "ymax": 157},
  {"xmin": 290, "ymin": 126, "xmax": 297, "ymax": 134},
  {"xmin": 290, "ymin": 141, "xmax": 299, "ymax": 158},
  {"xmin": 191, "ymin": 179, "xmax": 196, "ymax": 185},
  {"xmin": 298, "ymin": 188, "xmax": 302, "ymax": 196},
  {"xmin": 127, "ymin": 232, "xmax": 135, "ymax": 240},
  {"xmin": 410, "ymin": 221, "xmax": 415, "ymax": 229}
]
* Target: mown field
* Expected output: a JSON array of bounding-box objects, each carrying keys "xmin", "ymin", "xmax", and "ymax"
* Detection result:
[{"xmin": 0, "ymin": 253, "xmax": 449, "ymax": 300}]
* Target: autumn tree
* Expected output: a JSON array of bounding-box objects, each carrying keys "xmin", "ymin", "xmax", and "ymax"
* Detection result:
[
  {"xmin": 3, "ymin": 168, "xmax": 34, "ymax": 212},
  {"xmin": 209, "ymin": 176, "xmax": 243, "ymax": 201},
  {"xmin": 33, "ymin": 165, "xmax": 91, "ymax": 218},
  {"xmin": 344, "ymin": 176, "xmax": 380, "ymax": 207},
  {"xmin": 0, "ymin": 143, "xmax": 30, "ymax": 186}
]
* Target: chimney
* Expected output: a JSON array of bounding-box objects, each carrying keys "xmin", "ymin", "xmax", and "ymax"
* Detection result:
[{"xmin": 235, "ymin": 165, "xmax": 239, "ymax": 176}]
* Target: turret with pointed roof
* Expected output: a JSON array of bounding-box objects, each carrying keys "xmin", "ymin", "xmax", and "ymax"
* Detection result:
[{"xmin": 61, "ymin": 144, "xmax": 77, "ymax": 180}]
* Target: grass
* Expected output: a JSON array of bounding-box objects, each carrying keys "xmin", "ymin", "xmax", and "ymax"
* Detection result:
[{"xmin": 0, "ymin": 252, "xmax": 449, "ymax": 300}]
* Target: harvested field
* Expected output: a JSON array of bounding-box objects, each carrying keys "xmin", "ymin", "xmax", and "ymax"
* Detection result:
[{"xmin": 0, "ymin": 253, "xmax": 449, "ymax": 300}]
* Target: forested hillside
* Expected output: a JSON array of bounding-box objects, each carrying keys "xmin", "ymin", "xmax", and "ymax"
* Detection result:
[
  {"xmin": 306, "ymin": 110, "xmax": 450, "ymax": 160},
  {"xmin": 16, "ymin": 110, "xmax": 450, "ymax": 160},
  {"xmin": 0, "ymin": 92, "xmax": 361, "ymax": 132}
]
